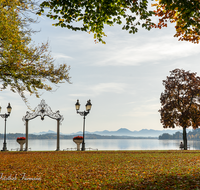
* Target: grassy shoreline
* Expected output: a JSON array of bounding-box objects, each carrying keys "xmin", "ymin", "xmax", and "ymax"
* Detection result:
[{"xmin": 1, "ymin": 150, "xmax": 200, "ymax": 189}]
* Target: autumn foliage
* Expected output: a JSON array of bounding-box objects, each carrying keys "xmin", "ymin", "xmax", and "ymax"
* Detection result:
[
  {"xmin": 38, "ymin": 0, "xmax": 154, "ymax": 44},
  {"xmin": 152, "ymin": 0, "xmax": 200, "ymax": 43},
  {"xmin": 38, "ymin": 0, "xmax": 200, "ymax": 44},
  {"xmin": 0, "ymin": 0, "xmax": 70, "ymax": 106},
  {"xmin": 159, "ymin": 69, "xmax": 200, "ymax": 149},
  {"xmin": 1, "ymin": 151, "xmax": 200, "ymax": 189}
]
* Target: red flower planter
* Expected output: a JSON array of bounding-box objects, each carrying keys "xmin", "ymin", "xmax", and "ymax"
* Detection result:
[
  {"xmin": 73, "ymin": 136, "xmax": 83, "ymax": 151},
  {"xmin": 16, "ymin": 137, "xmax": 26, "ymax": 151}
]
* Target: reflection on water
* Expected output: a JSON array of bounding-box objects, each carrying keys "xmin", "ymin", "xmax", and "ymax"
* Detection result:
[{"xmin": 3, "ymin": 139, "xmax": 200, "ymax": 151}]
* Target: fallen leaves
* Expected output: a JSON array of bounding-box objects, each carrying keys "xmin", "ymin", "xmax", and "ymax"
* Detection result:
[{"xmin": 1, "ymin": 151, "xmax": 200, "ymax": 189}]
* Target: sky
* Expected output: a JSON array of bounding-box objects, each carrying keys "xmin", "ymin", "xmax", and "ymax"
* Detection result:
[{"xmin": 1, "ymin": 6, "xmax": 200, "ymax": 135}]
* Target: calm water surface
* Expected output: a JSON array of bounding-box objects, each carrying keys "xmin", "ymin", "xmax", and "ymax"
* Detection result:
[{"xmin": 4, "ymin": 139, "xmax": 200, "ymax": 151}]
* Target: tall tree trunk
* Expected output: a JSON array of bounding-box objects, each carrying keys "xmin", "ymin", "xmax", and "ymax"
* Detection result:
[{"xmin": 183, "ymin": 126, "xmax": 187, "ymax": 150}]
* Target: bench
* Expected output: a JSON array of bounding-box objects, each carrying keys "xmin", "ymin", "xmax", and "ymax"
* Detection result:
[
  {"xmin": 11, "ymin": 148, "xmax": 20, "ymax": 151},
  {"xmin": 11, "ymin": 147, "xmax": 31, "ymax": 151},
  {"xmin": 63, "ymin": 147, "xmax": 98, "ymax": 151},
  {"xmin": 63, "ymin": 148, "xmax": 76, "ymax": 151},
  {"xmin": 179, "ymin": 145, "xmax": 190, "ymax": 150}
]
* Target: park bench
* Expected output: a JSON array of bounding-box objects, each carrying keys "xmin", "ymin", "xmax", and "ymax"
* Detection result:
[
  {"xmin": 179, "ymin": 144, "xmax": 190, "ymax": 150},
  {"xmin": 11, "ymin": 148, "xmax": 20, "ymax": 151},
  {"xmin": 63, "ymin": 148, "xmax": 76, "ymax": 151},
  {"xmin": 63, "ymin": 147, "xmax": 98, "ymax": 151},
  {"xmin": 86, "ymin": 147, "xmax": 98, "ymax": 151},
  {"xmin": 11, "ymin": 147, "xmax": 31, "ymax": 151}
]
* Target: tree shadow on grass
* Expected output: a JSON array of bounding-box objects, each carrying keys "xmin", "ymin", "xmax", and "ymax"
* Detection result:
[{"xmin": 102, "ymin": 173, "xmax": 200, "ymax": 189}]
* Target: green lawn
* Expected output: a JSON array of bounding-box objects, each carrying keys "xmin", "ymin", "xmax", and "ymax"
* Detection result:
[{"xmin": 1, "ymin": 150, "xmax": 200, "ymax": 189}]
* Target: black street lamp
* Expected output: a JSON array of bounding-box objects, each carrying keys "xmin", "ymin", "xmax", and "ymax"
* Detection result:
[
  {"xmin": 75, "ymin": 99, "xmax": 92, "ymax": 151},
  {"xmin": 0, "ymin": 103, "xmax": 12, "ymax": 151}
]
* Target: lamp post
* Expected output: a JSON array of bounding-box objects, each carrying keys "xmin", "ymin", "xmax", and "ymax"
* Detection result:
[
  {"xmin": 0, "ymin": 103, "xmax": 12, "ymax": 151},
  {"xmin": 75, "ymin": 99, "xmax": 92, "ymax": 151}
]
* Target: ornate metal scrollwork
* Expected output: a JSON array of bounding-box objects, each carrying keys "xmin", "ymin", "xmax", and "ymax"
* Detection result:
[{"xmin": 22, "ymin": 99, "xmax": 64, "ymax": 124}]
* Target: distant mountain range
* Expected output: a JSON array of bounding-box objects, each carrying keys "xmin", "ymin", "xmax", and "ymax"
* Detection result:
[
  {"xmin": 32, "ymin": 128, "xmax": 190, "ymax": 137},
  {"xmin": 33, "ymin": 130, "xmax": 59, "ymax": 135}
]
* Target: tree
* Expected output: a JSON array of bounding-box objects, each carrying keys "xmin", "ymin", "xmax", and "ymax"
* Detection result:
[
  {"xmin": 158, "ymin": 133, "xmax": 172, "ymax": 139},
  {"xmin": 0, "ymin": 0, "xmax": 70, "ymax": 107},
  {"xmin": 38, "ymin": 0, "xmax": 200, "ymax": 44},
  {"xmin": 38, "ymin": 0, "xmax": 155, "ymax": 44},
  {"xmin": 152, "ymin": 0, "xmax": 200, "ymax": 44},
  {"xmin": 159, "ymin": 69, "xmax": 200, "ymax": 150}
]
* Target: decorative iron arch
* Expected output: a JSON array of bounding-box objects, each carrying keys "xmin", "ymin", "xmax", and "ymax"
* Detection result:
[{"xmin": 22, "ymin": 99, "xmax": 64, "ymax": 151}]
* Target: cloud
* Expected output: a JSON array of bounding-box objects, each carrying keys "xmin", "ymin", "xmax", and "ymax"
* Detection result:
[
  {"xmin": 90, "ymin": 82, "xmax": 127, "ymax": 94},
  {"xmin": 91, "ymin": 31, "xmax": 200, "ymax": 66},
  {"xmin": 96, "ymin": 42, "xmax": 199, "ymax": 66},
  {"xmin": 69, "ymin": 93, "xmax": 90, "ymax": 97},
  {"xmin": 70, "ymin": 83, "xmax": 128, "ymax": 97},
  {"xmin": 122, "ymin": 102, "xmax": 161, "ymax": 117},
  {"xmin": 52, "ymin": 53, "xmax": 73, "ymax": 60}
]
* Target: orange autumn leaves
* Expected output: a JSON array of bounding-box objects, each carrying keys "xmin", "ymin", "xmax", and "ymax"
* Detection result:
[
  {"xmin": 38, "ymin": 0, "xmax": 200, "ymax": 44},
  {"xmin": 1, "ymin": 151, "xmax": 200, "ymax": 189},
  {"xmin": 152, "ymin": 0, "xmax": 200, "ymax": 44}
]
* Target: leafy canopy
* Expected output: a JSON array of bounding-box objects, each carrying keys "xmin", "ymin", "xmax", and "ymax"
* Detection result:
[
  {"xmin": 159, "ymin": 69, "xmax": 200, "ymax": 129},
  {"xmin": 38, "ymin": 0, "xmax": 200, "ymax": 44},
  {"xmin": 38, "ymin": 0, "xmax": 155, "ymax": 44},
  {"xmin": 0, "ymin": 0, "xmax": 70, "ymax": 106},
  {"xmin": 152, "ymin": 0, "xmax": 200, "ymax": 43}
]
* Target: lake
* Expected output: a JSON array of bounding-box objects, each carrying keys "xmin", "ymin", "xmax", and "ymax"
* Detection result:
[{"xmin": 3, "ymin": 139, "xmax": 200, "ymax": 151}]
